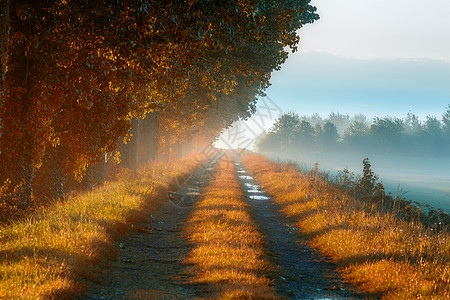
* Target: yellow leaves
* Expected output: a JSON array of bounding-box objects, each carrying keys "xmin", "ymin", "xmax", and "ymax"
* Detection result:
[
  {"xmin": 111, "ymin": 151, "xmax": 121, "ymax": 165},
  {"xmin": 34, "ymin": 159, "xmax": 44, "ymax": 170},
  {"xmin": 50, "ymin": 136, "xmax": 61, "ymax": 148},
  {"xmin": 102, "ymin": 50, "xmax": 117, "ymax": 62},
  {"xmin": 122, "ymin": 133, "xmax": 133, "ymax": 145},
  {"xmin": 0, "ymin": 179, "xmax": 12, "ymax": 198},
  {"xmin": 125, "ymin": 111, "xmax": 135, "ymax": 121},
  {"xmin": 73, "ymin": 158, "xmax": 88, "ymax": 182},
  {"xmin": 222, "ymin": 78, "xmax": 238, "ymax": 96},
  {"xmin": 108, "ymin": 81, "xmax": 120, "ymax": 93},
  {"xmin": 76, "ymin": 99, "xmax": 93, "ymax": 110}
]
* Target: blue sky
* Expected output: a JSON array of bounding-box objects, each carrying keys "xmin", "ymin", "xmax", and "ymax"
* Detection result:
[
  {"xmin": 216, "ymin": 0, "xmax": 450, "ymax": 148},
  {"xmin": 266, "ymin": 52, "xmax": 450, "ymax": 120}
]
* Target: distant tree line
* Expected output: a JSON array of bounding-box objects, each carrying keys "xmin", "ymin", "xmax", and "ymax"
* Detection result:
[
  {"xmin": 257, "ymin": 106, "xmax": 450, "ymax": 156},
  {"xmin": 0, "ymin": 0, "xmax": 318, "ymax": 221}
]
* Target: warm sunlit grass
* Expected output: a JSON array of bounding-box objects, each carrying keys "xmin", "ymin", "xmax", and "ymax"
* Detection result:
[
  {"xmin": 242, "ymin": 154, "xmax": 450, "ymax": 299},
  {"xmin": 0, "ymin": 156, "xmax": 201, "ymax": 299},
  {"xmin": 184, "ymin": 157, "xmax": 276, "ymax": 299}
]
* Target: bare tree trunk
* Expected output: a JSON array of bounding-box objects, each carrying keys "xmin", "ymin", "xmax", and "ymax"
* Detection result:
[
  {"xmin": 82, "ymin": 157, "xmax": 105, "ymax": 190},
  {"xmin": 130, "ymin": 118, "xmax": 140, "ymax": 169},
  {"xmin": 34, "ymin": 146, "xmax": 65, "ymax": 201},
  {"xmin": 165, "ymin": 134, "xmax": 170, "ymax": 160},
  {"xmin": 118, "ymin": 119, "xmax": 140, "ymax": 170},
  {"xmin": 172, "ymin": 141, "xmax": 182, "ymax": 158},
  {"xmin": 119, "ymin": 112, "xmax": 161, "ymax": 169},
  {"xmin": 138, "ymin": 112, "xmax": 156, "ymax": 167},
  {"xmin": 0, "ymin": 0, "xmax": 10, "ymax": 137},
  {"xmin": 0, "ymin": 0, "xmax": 37, "ymax": 205},
  {"xmin": 152, "ymin": 112, "xmax": 160, "ymax": 161},
  {"xmin": 0, "ymin": 0, "xmax": 9, "ymax": 84}
]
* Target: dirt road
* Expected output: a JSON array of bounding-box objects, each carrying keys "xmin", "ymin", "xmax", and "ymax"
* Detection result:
[{"xmin": 81, "ymin": 157, "xmax": 369, "ymax": 299}]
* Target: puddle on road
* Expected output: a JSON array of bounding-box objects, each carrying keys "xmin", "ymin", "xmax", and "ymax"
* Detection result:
[
  {"xmin": 238, "ymin": 175, "xmax": 253, "ymax": 180},
  {"xmin": 248, "ymin": 189, "xmax": 263, "ymax": 194},
  {"xmin": 244, "ymin": 182, "xmax": 260, "ymax": 188},
  {"xmin": 250, "ymin": 195, "xmax": 270, "ymax": 200},
  {"xmin": 236, "ymin": 165, "xmax": 271, "ymax": 201}
]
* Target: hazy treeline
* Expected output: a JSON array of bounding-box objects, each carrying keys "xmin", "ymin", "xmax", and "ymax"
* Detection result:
[{"xmin": 257, "ymin": 107, "xmax": 450, "ymax": 156}]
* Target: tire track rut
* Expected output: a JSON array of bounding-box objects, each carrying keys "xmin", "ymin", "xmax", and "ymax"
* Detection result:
[
  {"xmin": 234, "ymin": 160, "xmax": 366, "ymax": 300},
  {"xmin": 80, "ymin": 162, "xmax": 216, "ymax": 299}
]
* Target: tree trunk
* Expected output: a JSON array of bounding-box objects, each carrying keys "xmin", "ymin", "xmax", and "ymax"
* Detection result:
[
  {"xmin": 138, "ymin": 112, "xmax": 156, "ymax": 167},
  {"xmin": 0, "ymin": 0, "xmax": 41, "ymax": 206},
  {"xmin": 152, "ymin": 112, "xmax": 160, "ymax": 161},
  {"xmin": 34, "ymin": 146, "xmax": 65, "ymax": 202},
  {"xmin": 0, "ymin": 0, "xmax": 9, "ymax": 84},
  {"xmin": 82, "ymin": 157, "xmax": 106, "ymax": 190},
  {"xmin": 0, "ymin": 88, "xmax": 36, "ymax": 206},
  {"xmin": 171, "ymin": 141, "xmax": 182, "ymax": 158},
  {"xmin": 130, "ymin": 118, "xmax": 140, "ymax": 169},
  {"xmin": 118, "ymin": 118, "xmax": 140, "ymax": 170}
]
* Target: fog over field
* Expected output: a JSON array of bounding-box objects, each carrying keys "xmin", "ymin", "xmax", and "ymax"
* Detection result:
[
  {"xmin": 266, "ymin": 151, "xmax": 450, "ymax": 213},
  {"xmin": 247, "ymin": 106, "xmax": 450, "ymax": 213},
  {"xmin": 218, "ymin": 105, "xmax": 450, "ymax": 213}
]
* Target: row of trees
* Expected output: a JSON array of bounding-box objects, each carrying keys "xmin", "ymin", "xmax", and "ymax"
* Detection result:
[
  {"xmin": 0, "ymin": 0, "xmax": 318, "ymax": 218},
  {"xmin": 257, "ymin": 107, "xmax": 450, "ymax": 155}
]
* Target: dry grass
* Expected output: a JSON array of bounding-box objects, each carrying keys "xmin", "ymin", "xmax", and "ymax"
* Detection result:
[
  {"xmin": 242, "ymin": 154, "xmax": 450, "ymax": 299},
  {"xmin": 184, "ymin": 157, "xmax": 276, "ymax": 299},
  {"xmin": 0, "ymin": 155, "xmax": 202, "ymax": 299}
]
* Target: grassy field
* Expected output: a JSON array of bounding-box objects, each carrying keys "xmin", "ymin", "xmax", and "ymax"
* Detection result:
[
  {"xmin": 0, "ymin": 156, "xmax": 201, "ymax": 299},
  {"xmin": 184, "ymin": 157, "xmax": 276, "ymax": 299},
  {"xmin": 242, "ymin": 153, "xmax": 450, "ymax": 299}
]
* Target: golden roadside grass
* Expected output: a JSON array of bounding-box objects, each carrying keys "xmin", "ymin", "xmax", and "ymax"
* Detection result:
[
  {"xmin": 184, "ymin": 157, "xmax": 276, "ymax": 299},
  {"xmin": 0, "ymin": 155, "xmax": 201, "ymax": 299},
  {"xmin": 242, "ymin": 154, "xmax": 450, "ymax": 299}
]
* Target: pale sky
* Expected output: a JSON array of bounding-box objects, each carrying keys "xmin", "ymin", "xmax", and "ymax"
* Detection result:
[{"xmin": 300, "ymin": 0, "xmax": 450, "ymax": 61}]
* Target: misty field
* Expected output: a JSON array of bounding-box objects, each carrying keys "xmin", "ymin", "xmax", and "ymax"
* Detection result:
[{"xmin": 268, "ymin": 152, "xmax": 450, "ymax": 213}]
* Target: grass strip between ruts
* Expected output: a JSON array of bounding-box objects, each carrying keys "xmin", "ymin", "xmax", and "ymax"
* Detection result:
[
  {"xmin": 242, "ymin": 153, "xmax": 450, "ymax": 299},
  {"xmin": 184, "ymin": 156, "xmax": 276, "ymax": 299}
]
